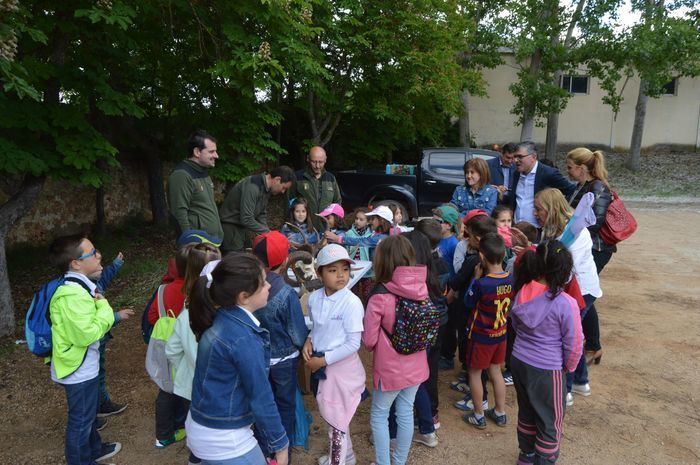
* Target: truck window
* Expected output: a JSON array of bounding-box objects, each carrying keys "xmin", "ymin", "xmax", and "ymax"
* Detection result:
[
  {"xmin": 428, "ymin": 152, "xmax": 465, "ymax": 176},
  {"xmin": 470, "ymin": 151, "xmax": 497, "ymax": 162}
]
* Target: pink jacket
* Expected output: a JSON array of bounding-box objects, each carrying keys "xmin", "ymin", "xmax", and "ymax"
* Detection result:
[{"xmin": 362, "ymin": 265, "xmax": 430, "ymax": 391}]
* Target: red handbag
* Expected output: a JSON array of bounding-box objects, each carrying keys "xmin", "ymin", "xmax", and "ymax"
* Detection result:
[{"xmin": 599, "ymin": 190, "xmax": 637, "ymax": 245}]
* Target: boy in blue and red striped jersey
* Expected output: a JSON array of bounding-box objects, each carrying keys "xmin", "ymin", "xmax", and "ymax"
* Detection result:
[{"xmin": 463, "ymin": 232, "xmax": 514, "ymax": 429}]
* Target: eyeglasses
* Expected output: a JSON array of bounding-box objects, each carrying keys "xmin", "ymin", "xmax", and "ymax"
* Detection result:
[
  {"xmin": 513, "ymin": 153, "xmax": 533, "ymax": 161},
  {"xmin": 76, "ymin": 248, "xmax": 99, "ymax": 261}
]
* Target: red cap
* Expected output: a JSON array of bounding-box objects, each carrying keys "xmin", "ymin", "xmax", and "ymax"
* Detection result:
[
  {"xmin": 462, "ymin": 209, "xmax": 488, "ymax": 224},
  {"xmin": 252, "ymin": 231, "xmax": 289, "ymax": 269}
]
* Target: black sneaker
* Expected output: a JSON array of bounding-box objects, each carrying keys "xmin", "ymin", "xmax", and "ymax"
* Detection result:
[
  {"xmin": 98, "ymin": 400, "xmax": 128, "ymax": 418},
  {"xmin": 96, "ymin": 416, "xmax": 108, "ymax": 431},
  {"xmin": 95, "ymin": 442, "xmax": 122, "ymax": 462}
]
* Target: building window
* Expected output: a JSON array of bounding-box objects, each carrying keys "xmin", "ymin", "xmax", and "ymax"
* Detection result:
[
  {"xmin": 560, "ymin": 75, "xmax": 589, "ymax": 94},
  {"xmin": 661, "ymin": 78, "xmax": 677, "ymax": 95}
]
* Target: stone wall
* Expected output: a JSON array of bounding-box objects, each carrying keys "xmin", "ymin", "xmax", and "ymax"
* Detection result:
[{"xmin": 7, "ymin": 160, "xmax": 153, "ymax": 248}]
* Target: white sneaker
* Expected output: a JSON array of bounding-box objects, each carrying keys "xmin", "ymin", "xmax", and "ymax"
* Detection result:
[
  {"xmin": 413, "ymin": 432, "xmax": 438, "ymax": 448},
  {"xmin": 566, "ymin": 392, "xmax": 574, "ymax": 408},
  {"xmin": 318, "ymin": 452, "xmax": 357, "ymax": 465},
  {"xmin": 572, "ymin": 383, "xmax": 591, "ymax": 397}
]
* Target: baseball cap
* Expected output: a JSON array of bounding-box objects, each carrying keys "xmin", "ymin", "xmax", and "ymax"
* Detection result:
[
  {"xmin": 252, "ymin": 231, "xmax": 289, "ymax": 269},
  {"xmin": 365, "ymin": 205, "xmax": 393, "ymax": 223},
  {"xmin": 462, "ymin": 209, "xmax": 488, "ymax": 224},
  {"xmin": 315, "ymin": 244, "xmax": 356, "ymax": 268},
  {"xmin": 318, "ymin": 203, "xmax": 345, "ymax": 218},
  {"xmin": 432, "ymin": 204, "xmax": 459, "ymax": 231},
  {"xmin": 176, "ymin": 229, "xmax": 223, "ymax": 248}
]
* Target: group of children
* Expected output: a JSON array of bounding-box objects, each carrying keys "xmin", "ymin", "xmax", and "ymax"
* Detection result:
[{"xmin": 46, "ymin": 192, "xmax": 586, "ymax": 465}]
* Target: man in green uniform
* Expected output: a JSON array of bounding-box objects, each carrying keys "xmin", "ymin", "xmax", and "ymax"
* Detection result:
[
  {"xmin": 287, "ymin": 146, "xmax": 342, "ymax": 231},
  {"xmin": 167, "ymin": 130, "xmax": 224, "ymax": 239},
  {"xmin": 219, "ymin": 165, "xmax": 295, "ymax": 252}
]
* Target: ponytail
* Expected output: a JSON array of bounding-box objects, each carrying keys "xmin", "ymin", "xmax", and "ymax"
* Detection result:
[
  {"xmin": 590, "ymin": 150, "xmax": 609, "ymax": 185},
  {"xmin": 189, "ymin": 276, "xmax": 217, "ymax": 341},
  {"xmin": 514, "ymin": 248, "xmax": 541, "ymax": 294},
  {"xmin": 514, "ymin": 240, "xmax": 573, "ymax": 299},
  {"xmin": 188, "ymin": 253, "xmax": 265, "ymax": 341},
  {"xmin": 566, "ymin": 147, "xmax": 609, "ymax": 185}
]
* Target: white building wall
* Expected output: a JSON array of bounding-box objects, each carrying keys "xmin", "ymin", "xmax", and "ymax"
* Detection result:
[{"xmin": 469, "ymin": 54, "xmax": 700, "ymax": 150}]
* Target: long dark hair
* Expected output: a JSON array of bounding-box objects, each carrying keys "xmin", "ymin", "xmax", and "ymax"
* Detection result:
[
  {"xmin": 402, "ymin": 230, "xmax": 443, "ymax": 302},
  {"xmin": 288, "ymin": 197, "xmax": 317, "ymax": 234},
  {"xmin": 189, "ymin": 253, "xmax": 265, "ymax": 341},
  {"xmin": 514, "ymin": 240, "xmax": 573, "ymax": 299}
]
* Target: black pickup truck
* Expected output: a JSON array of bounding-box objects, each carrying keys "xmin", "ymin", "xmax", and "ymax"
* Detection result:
[{"xmin": 336, "ymin": 147, "xmax": 499, "ymax": 219}]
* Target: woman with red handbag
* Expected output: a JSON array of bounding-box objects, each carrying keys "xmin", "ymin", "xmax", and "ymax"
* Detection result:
[{"xmin": 565, "ymin": 148, "xmax": 615, "ymax": 366}]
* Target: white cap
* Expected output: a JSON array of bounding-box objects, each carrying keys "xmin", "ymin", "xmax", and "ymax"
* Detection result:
[
  {"xmin": 315, "ymin": 244, "xmax": 356, "ymax": 268},
  {"xmin": 366, "ymin": 205, "xmax": 394, "ymax": 223}
]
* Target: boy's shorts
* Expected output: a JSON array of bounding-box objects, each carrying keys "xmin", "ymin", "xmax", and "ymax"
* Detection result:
[{"xmin": 466, "ymin": 339, "xmax": 506, "ymax": 370}]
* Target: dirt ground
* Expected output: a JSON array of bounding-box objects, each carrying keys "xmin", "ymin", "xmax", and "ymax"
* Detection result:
[{"xmin": 1, "ymin": 205, "xmax": 699, "ymax": 465}]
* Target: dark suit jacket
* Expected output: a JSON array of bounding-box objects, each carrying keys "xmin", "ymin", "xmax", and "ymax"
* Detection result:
[
  {"xmin": 509, "ymin": 162, "xmax": 576, "ymax": 212},
  {"xmin": 487, "ymin": 156, "xmax": 515, "ymax": 205}
]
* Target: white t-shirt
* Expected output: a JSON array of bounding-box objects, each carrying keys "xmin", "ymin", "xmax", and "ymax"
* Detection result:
[
  {"xmin": 563, "ymin": 228, "xmax": 602, "ymax": 298},
  {"xmin": 308, "ymin": 286, "xmax": 364, "ymax": 363},
  {"xmin": 51, "ymin": 272, "xmax": 101, "ymax": 385},
  {"xmin": 186, "ymin": 412, "xmax": 257, "ymax": 461}
]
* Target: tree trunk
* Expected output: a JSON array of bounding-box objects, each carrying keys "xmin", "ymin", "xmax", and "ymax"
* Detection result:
[
  {"xmin": 628, "ymin": 79, "xmax": 648, "ymax": 172},
  {"xmin": 544, "ymin": 71, "xmax": 562, "ymax": 161},
  {"xmin": 459, "ymin": 88, "xmax": 471, "ymax": 147},
  {"xmin": 0, "ymin": 176, "xmax": 46, "ymax": 337},
  {"xmin": 544, "ymin": 110, "xmax": 559, "ymax": 161},
  {"xmin": 520, "ymin": 47, "xmax": 543, "ymax": 141},
  {"xmin": 145, "ymin": 152, "xmax": 168, "ymax": 226}
]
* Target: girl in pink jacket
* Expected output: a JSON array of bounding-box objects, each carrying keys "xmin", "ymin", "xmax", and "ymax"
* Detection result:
[{"xmin": 363, "ymin": 235, "xmax": 430, "ymax": 465}]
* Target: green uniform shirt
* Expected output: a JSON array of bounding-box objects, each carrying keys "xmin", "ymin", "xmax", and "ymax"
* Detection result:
[
  {"xmin": 219, "ymin": 174, "xmax": 271, "ymax": 252},
  {"xmin": 167, "ymin": 159, "xmax": 224, "ymax": 239},
  {"xmin": 287, "ymin": 168, "xmax": 342, "ymax": 231}
]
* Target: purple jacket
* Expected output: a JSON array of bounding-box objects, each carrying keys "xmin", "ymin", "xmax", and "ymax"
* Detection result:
[{"xmin": 510, "ymin": 282, "xmax": 583, "ymax": 372}]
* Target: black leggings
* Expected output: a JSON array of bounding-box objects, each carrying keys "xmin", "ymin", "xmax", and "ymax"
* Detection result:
[{"xmin": 583, "ymin": 250, "xmax": 614, "ymax": 352}]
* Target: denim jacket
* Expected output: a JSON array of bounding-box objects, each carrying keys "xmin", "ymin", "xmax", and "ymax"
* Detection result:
[
  {"xmin": 280, "ymin": 222, "xmax": 320, "ymax": 248},
  {"xmin": 94, "ymin": 258, "xmax": 124, "ymax": 328},
  {"xmin": 451, "ymin": 184, "xmax": 498, "ymax": 216},
  {"xmin": 190, "ymin": 306, "xmax": 289, "ymax": 453},
  {"xmin": 255, "ymin": 272, "xmax": 309, "ymax": 359}
]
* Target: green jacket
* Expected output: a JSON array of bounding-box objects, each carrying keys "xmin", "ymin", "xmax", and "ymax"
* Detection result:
[
  {"xmin": 49, "ymin": 284, "xmax": 115, "ymax": 379},
  {"xmin": 167, "ymin": 160, "xmax": 224, "ymax": 239},
  {"xmin": 219, "ymin": 174, "xmax": 270, "ymax": 251},
  {"xmin": 288, "ymin": 168, "xmax": 342, "ymax": 231}
]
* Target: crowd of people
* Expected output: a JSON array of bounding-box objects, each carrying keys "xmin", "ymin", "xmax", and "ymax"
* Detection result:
[{"xmin": 45, "ymin": 131, "xmax": 618, "ymax": 465}]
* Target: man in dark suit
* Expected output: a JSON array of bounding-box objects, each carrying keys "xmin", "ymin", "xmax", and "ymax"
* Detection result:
[
  {"xmin": 509, "ymin": 141, "xmax": 576, "ymax": 227},
  {"xmin": 486, "ymin": 142, "xmax": 517, "ymax": 205}
]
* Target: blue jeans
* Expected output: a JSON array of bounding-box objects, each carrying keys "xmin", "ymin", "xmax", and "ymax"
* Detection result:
[
  {"xmin": 566, "ymin": 294, "xmax": 596, "ymax": 392},
  {"xmin": 98, "ymin": 332, "xmax": 112, "ymax": 405},
  {"xmin": 202, "ymin": 445, "xmax": 266, "ymax": 465},
  {"xmin": 370, "ymin": 382, "xmax": 419, "ymax": 465},
  {"xmin": 257, "ymin": 357, "xmax": 297, "ymax": 462},
  {"xmin": 388, "ymin": 384, "xmax": 434, "ymax": 438},
  {"xmin": 63, "ymin": 376, "xmax": 102, "ymax": 465}
]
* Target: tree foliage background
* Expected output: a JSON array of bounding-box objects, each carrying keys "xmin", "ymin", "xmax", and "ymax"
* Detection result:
[{"xmin": 0, "ymin": 0, "xmax": 698, "ymax": 336}]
